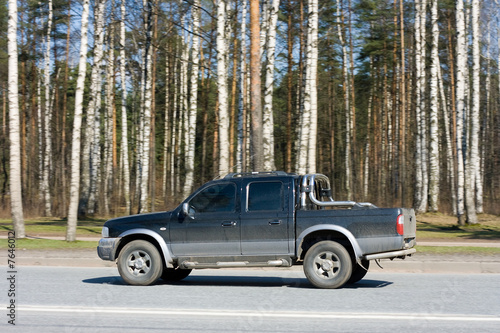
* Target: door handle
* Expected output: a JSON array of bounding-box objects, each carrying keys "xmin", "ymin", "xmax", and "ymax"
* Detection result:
[
  {"xmin": 268, "ymin": 220, "xmax": 282, "ymax": 225},
  {"xmin": 222, "ymin": 221, "xmax": 237, "ymax": 227}
]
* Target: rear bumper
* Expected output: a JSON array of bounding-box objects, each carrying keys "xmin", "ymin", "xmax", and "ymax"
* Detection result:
[
  {"xmin": 97, "ymin": 238, "xmax": 121, "ymax": 261},
  {"xmin": 363, "ymin": 248, "xmax": 416, "ymax": 261}
]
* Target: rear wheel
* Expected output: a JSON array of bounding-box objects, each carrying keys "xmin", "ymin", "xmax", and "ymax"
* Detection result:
[
  {"xmin": 303, "ymin": 241, "xmax": 352, "ymax": 289},
  {"xmin": 347, "ymin": 259, "xmax": 370, "ymax": 284},
  {"xmin": 117, "ymin": 240, "xmax": 163, "ymax": 286},
  {"xmin": 161, "ymin": 268, "xmax": 192, "ymax": 282}
]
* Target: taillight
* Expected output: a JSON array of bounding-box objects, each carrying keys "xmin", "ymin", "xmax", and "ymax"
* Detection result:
[{"xmin": 397, "ymin": 214, "xmax": 404, "ymax": 235}]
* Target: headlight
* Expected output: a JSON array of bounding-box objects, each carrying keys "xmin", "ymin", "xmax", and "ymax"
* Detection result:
[{"xmin": 101, "ymin": 226, "xmax": 109, "ymax": 238}]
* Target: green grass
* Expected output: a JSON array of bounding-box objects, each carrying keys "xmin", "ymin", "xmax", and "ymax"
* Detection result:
[
  {"xmin": 416, "ymin": 245, "xmax": 500, "ymax": 256},
  {"xmin": 0, "ymin": 217, "xmax": 104, "ymax": 237},
  {"xmin": 0, "ymin": 238, "xmax": 98, "ymax": 250},
  {"xmin": 416, "ymin": 212, "xmax": 500, "ymax": 241}
]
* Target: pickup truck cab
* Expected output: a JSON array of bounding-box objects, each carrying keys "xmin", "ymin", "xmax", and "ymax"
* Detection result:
[{"xmin": 98, "ymin": 172, "xmax": 416, "ymax": 289}]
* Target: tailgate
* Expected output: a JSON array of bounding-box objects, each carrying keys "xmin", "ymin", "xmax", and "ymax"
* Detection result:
[{"xmin": 401, "ymin": 208, "xmax": 417, "ymax": 247}]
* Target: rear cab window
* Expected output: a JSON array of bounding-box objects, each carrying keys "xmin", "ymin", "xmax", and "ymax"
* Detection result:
[{"xmin": 247, "ymin": 181, "xmax": 283, "ymax": 211}]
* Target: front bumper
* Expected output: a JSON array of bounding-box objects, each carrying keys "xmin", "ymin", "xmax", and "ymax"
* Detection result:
[{"xmin": 97, "ymin": 238, "xmax": 121, "ymax": 261}]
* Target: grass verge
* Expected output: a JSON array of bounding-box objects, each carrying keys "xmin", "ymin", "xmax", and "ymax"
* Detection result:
[
  {"xmin": 416, "ymin": 213, "xmax": 500, "ymax": 241},
  {"xmin": 0, "ymin": 217, "xmax": 104, "ymax": 238},
  {"xmin": 0, "ymin": 238, "xmax": 98, "ymax": 250},
  {"xmin": 416, "ymin": 245, "xmax": 500, "ymax": 256}
]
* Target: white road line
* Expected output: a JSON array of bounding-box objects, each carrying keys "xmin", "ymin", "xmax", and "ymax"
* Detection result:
[{"xmin": 16, "ymin": 305, "xmax": 500, "ymax": 322}]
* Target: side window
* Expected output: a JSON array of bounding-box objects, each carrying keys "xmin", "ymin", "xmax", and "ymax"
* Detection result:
[
  {"xmin": 248, "ymin": 181, "xmax": 283, "ymax": 211},
  {"xmin": 190, "ymin": 183, "xmax": 236, "ymax": 213}
]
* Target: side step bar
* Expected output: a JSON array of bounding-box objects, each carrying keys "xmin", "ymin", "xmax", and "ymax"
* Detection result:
[{"xmin": 181, "ymin": 259, "xmax": 291, "ymax": 269}]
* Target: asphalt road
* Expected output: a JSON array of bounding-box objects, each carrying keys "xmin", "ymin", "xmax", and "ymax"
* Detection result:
[{"xmin": 2, "ymin": 266, "xmax": 500, "ymax": 332}]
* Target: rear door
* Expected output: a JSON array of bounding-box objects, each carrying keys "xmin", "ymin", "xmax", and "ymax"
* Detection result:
[{"xmin": 240, "ymin": 178, "xmax": 291, "ymax": 255}]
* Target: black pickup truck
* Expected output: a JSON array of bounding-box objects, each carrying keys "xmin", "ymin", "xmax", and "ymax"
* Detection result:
[{"xmin": 98, "ymin": 172, "xmax": 416, "ymax": 289}]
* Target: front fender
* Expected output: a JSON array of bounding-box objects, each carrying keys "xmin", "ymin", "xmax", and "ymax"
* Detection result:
[
  {"xmin": 296, "ymin": 225, "xmax": 364, "ymax": 260},
  {"xmin": 119, "ymin": 228, "xmax": 174, "ymax": 268}
]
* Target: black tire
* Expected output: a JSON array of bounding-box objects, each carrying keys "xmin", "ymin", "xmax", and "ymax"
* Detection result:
[
  {"xmin": 347, "ymin": 259, "xmax": 370, "ymax": 284},
  {"xmin": 117, "ymin": 240, "xmax": 163, "ymax": 286},
  {"xmin": 161, "ymin": 268, "xmax": 192, "ymax": 282},
  {"xmin": 303, "ymin": 241, "xmax": 352, "ymax": 289}
]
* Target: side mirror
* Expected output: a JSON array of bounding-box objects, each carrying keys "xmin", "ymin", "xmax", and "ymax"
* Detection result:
[{"xmin": 182, "ymin": 203, "xmax": 195, "ymax": 219}]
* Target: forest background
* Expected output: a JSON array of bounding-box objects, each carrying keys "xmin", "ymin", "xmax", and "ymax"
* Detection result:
[{"xmin": 2, "ymin": 0, "xmax": 499, "ymax": 240}]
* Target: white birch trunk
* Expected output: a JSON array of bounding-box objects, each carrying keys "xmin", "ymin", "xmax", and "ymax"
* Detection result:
[
  {"xmin": 466, "ymin": 0, "xmax": 479, "ymax": 223},
  {"xmin": 42, "ymin": 0, "xmax": 53, "ymax": 216},
  {"xmin": 217, "ymin": 0, "xmax": 230, "ymax": 175},
  {"xmin": 296, "ymin": 2, "xmax": 312, "ymax": 175},
  {"xmin": 428, "ymin": 0, "xmax": 439, "ymax": 212},
  {"xmin": 419, "ymin": 0, "xmax": 428, "ymax": 212},
  {"xmin": 455, "ymin": 0, "xmax": 466, "ymax": 225},
  {"xmin": 438, "ymin": 63, "xmax": 457, "ymax": 215},
  {"xmin": 140, "ymin": 0, "xmax": 153, "ymax": 213},
  {"xmin": 120, "ymin": 0, "xmax": 131, "ymax": 214},
  {"xmin": 262, "ymin": 0, "xmax": 279, "ymax": 171},
  {"xmin": 104, "ymin": 20, "xmax": 115, "ymax": 216},
  {"xmin": 183, "ymin": 1, "xmax": 200, "ymax": 198},
  {"xmin": 136, "ymin": 50, "xmax": 145, "ymax": 204},
  {"xmin": 307, "ymin": 0, "xmax": 318, "ymax": 174},
  {"xmin": 37, "ymin": 74, "xmax": 43, "ymax": 202},
  {"xmin": 8, "ymin": 0, "xmax": 25, "ymax": 238},
  {"xmin": 81, "ymin": 0, "xmax": 105, "ymax": 215},
  {"xmin": 414, "ymin": 0, "xmax": 428, "ymax": 213},
  {"xmin": 478, "ymin": 20, "xmax": 491, "ymax": 215},
  {"xmin": 67, "ymin": 0, "xmax": 90, "ymax": 241}
]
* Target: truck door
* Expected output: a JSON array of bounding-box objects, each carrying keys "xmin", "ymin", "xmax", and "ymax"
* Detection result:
[
  {"xmin": 169, "ymin": 181, "xmax": 241, "ymax": 256},
  {"xmin": 240, "ymin": 179, "xmax": 290, "ymax": 255}
]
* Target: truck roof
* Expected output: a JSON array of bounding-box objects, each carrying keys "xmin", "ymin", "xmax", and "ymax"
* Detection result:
[{"xmin": 223, "ymin": 171, "xmax": 298, "ymax": 179}]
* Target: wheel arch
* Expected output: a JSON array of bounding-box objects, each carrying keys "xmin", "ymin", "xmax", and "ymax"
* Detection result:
[
  {"xmin": 116, "ymin": 229, "xmax": 174, "ymax": 268},
  {"xmin": 296, "ymin": 225, "xmax": 363, "ymax": 262}
]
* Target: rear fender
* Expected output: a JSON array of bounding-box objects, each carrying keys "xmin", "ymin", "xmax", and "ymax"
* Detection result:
[{"xmin": 296, "ymin": 225, "xmax": 364, "ymax": 261}]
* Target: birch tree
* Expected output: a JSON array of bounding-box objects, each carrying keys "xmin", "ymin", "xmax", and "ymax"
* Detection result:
[
  {"xmin": 67, "ymin": 0, "xmax": 90, "ymax": 241},
  {"xmin": 120, "ymin": 0, "xmax": 131, "ymax": 214},
  {"xmin": 8, "ymin": 0, "xmax": 25, "ymax": 238},
  {"xmin": 414, "ymin": 0, "xmax": 428, "ymax": 213},
  {"xmin": 455, "ymin": 0, "xmax": 466, "ymax": 225},
  {"xmin": 183, "ymin": 0, "xmax": 200, "ymax": 197},
  {"xmin": 41, "ymin": 0, "xmax": 53, "ymax": 216},
  {"xmin": 104, "ymin": 9, "xmax": 116, "ymax": 216},
  {"xmin": 428, "ymin": 0, "xmax": 439, "ymax": 212},
  {"xmin": 307, "ymin": 0, "xmax": 318, "ymax": 174},
  {"xmin": 139, "ymin": 0, "xmax": 153, "ymax": 213},
  {"xmin": 262, "ymin": 0, "xmax": 279, "ymax": 171},
  {"xmin": 80, "ymin": 0, "xmax": 106, "ymax": 216},
  {"xmin": 296, "ymin": 0, "xmax": 318, "ymax": 175},
  {"xmin": 217, "ymin": 0, "xmax": 230, "ymax": 175},
  {"xmin": 465, "ymin": 0, "xmax": 479, "ymax": 224}
]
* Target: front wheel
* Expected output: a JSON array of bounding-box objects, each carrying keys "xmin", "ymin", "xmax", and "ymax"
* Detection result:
[
  {"xmin": 303, "ymin": 241, "xmax": 352, "ymax": 289},
  {"xmin": 117, "ymin": 240, "xmax": 163, "ymax": 286}
]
